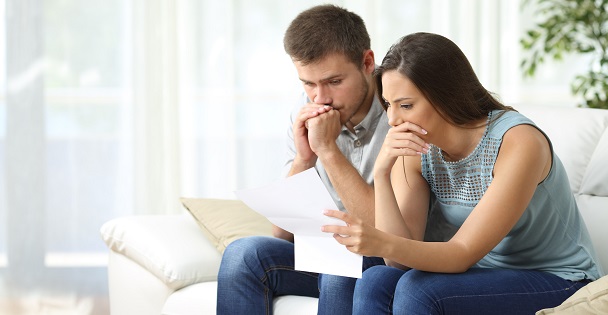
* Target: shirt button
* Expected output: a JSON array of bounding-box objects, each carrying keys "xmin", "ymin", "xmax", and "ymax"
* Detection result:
[{"xmin": 354, "ymin": 140, "xmax": 362, "ymax": 147}]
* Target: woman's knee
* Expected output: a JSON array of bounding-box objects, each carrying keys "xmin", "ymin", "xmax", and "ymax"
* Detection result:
[
  {"xmin": 393, "ymin": 270, "xmax": 442, "ymax": 314},
  {"xmin": 353, "ymin": 266, "xmax": 407, "ymax": 314},
  {"xmin": 395, "ymin": 269, "xmax": 428, "ymax": 291},
  {"xmin": 356, "ymin": 265, "xmax": 398, "ymax": 291}
]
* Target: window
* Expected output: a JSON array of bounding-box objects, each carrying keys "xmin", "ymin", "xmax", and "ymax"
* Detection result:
[
  {"xmin": 1, "ymin": 0, "xmax": 128, "ymax": 303},
  {"xmin": 43, "ymin": 0, "xmax": 131, "ymax": 268},
  {"xmin": 0, "ymin": 0, "xmax": 6, "ymax": 269}
]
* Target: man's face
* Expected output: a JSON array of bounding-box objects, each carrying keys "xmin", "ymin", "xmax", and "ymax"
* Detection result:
[{"xmin": 293, "ymin": 53, "xmax": 371, "ymax": 126}]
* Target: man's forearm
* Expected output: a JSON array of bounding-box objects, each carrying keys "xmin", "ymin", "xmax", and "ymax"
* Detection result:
[
  {"xmin": 287, "ymin": 155, "xmax": 317, "ymax": 176},
  {"xmin": 318, "ymin": 149, "xmax": 375, "ymax": 225}
]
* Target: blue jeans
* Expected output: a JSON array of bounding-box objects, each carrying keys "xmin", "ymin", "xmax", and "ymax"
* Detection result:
[
  {"xmin": 216, "ymin": 236, "xmax": 385, "ymax": 315},
  {"xmin": 353, "ymin": 265, "xmax": 589, "ymax": 315}
]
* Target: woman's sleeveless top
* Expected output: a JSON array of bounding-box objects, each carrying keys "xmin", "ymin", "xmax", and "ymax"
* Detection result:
[{"xmin": 421, "ymin": 110, "xmax": 602, "ymax": 281}]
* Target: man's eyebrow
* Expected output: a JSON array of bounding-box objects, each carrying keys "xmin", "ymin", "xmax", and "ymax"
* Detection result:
[{"xmin": 299, "ymin": 74, "xmax": 343, "ymax": 84}]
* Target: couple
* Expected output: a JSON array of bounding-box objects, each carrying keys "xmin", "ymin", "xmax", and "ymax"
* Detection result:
[{"xmin": 217, "ymin": 4, "xmax": 602, "ymax": 315}]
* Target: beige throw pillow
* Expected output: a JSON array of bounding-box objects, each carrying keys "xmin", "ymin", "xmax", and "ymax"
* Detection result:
[
  {"xmin": 181, "ymin": 197, "xmax": 273, "ymax": 254},
  {"xmin": 536, "ymin": 275, "xmax": 608, "ymax": 314}
]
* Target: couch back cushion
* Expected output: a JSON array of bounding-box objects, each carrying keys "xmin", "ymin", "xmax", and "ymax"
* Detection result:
[{"xmin": 518, "ymin": 106, "xmax": 608, "ymax": 274}]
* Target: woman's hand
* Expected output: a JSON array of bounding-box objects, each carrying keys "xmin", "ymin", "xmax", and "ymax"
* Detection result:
[
  {"xmin": 321, "ymin": 210, "xmax": 388, "ymax": 257},
  {"xmin": 374, "ymin": 122, "xmax": 430, "ymax": 176}
]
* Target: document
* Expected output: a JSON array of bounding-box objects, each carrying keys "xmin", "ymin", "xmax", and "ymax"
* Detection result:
[{"xmin": 234, "ymin": 168, "xmax": 363, "ymax": 278}]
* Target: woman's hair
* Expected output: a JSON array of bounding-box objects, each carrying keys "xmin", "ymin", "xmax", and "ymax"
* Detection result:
[
  {"xmin": 374, "ymin": 32, "xmax": 512, "ymax": 125},
  {"xmin": 283, "ymin": 4, "xmax": 370, "ymax": 67}
]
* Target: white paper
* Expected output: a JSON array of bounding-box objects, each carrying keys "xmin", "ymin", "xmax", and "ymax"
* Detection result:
[
  {"xmin": 234, "ymin": 168, "xmax": 363, "ymax": 278},
  {"xmin": 294, "ymin": 235, "xmax": 362, "ymax": 278}
]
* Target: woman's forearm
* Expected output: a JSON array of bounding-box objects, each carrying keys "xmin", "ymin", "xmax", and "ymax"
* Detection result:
[{"xmin": 374, "ymin": 173, "xmax": 412, "ymax": 239}]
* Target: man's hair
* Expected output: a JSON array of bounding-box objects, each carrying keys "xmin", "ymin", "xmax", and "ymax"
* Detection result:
[{"xmin": 283, "ymin": 4, "xmax": 370, "ymax": 66}]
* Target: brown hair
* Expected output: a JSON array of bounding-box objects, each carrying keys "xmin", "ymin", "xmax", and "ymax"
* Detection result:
[
  {"xmin": 374, "ymin": 32, "xmax": 512, "ymax": 126},
  {"xmin": 283, "ymin": 4, "xmax": 370, "ymax": 67}
]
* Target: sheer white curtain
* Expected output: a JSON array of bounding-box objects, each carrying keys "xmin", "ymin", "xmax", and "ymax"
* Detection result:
[
  {"xmin": 0, "ymin": 0, "xmax": 581, "ymax": 313},
  {"xmin": 131, "ymin": 0, "xmax": 182, "ymax": 214}
]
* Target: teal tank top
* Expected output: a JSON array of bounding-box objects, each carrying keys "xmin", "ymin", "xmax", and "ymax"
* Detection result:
[{"xmin": 421, "ymin": 110, "xmax": 603, "ymax": 281}]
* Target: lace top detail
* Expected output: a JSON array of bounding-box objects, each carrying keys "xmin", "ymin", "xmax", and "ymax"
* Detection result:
[{"xmin": 422, "ymin": 111, "xmax": 497, "ymax": 208}]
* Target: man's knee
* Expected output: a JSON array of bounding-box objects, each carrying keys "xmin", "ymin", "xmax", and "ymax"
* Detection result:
[
  {"xmin": 220, "ymin": 236, "xmax": 275, "ymax": 276},
  {"xmin": 318, "ymin": 273, "xmax": 356, "ymax": 291}
]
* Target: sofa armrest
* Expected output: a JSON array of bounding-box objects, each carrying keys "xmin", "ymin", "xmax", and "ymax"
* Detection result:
[{"xmin": 100, "ymin": 213, "xmax": 221, "ymax": 290}]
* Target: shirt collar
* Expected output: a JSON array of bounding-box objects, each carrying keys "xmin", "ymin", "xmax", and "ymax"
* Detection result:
[{"xmin": 344, "ymin": 93, "xmax": 385, "ymax": 133}]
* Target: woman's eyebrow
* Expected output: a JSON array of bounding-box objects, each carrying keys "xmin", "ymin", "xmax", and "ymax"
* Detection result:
[{"xmin": 392, "ymin": 97, "xmax": 413, "ymax": 103}]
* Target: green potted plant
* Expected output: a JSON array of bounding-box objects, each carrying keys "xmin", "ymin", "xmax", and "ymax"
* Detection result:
[{"xmin": 520, "ymin": 0, "xmax": 608, "ymax": 109}]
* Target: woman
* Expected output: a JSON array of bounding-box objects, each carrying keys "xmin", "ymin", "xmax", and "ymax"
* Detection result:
[{"xmin": 321, "ymin": 32, "xmax": 603, "ymax": 314}]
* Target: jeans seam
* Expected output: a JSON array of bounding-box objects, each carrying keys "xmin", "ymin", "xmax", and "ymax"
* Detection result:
[
  {"xmin": 264, "ymin": 286, "xmax": 270, "ymax": 315},
  {"xmin": 388, "ymin": 293, "xmax": 395, "ymax": 315},
  {"xmin": 434, "ymin": 281, "xmax": 582, "ymax": 303},
  {"xmin": 259, "ymin": 264, "xmax": 318, "ymax": 284},
  {"xmin": 259, "ymin": 264, "xmax": 319, "ymax": 315}
]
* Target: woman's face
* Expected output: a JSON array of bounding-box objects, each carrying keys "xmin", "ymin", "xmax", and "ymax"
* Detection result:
[{"xmin": 381, "ymin": 70, "xmax": 442, "ymax": 134}]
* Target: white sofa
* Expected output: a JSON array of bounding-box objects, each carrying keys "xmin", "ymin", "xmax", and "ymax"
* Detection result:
[{"xmin": 101, "ymin": 106, "xmax": 608, "ymax": 315}]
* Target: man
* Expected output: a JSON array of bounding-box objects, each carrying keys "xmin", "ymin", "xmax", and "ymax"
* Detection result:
[{"xmin": 217, "ymin": 5, "xmax": 389, "ymax": 314}]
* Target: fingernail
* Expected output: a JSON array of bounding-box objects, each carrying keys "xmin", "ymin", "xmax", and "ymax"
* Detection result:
[
  {"xmin": 421, "ymin": 129, "xmax": 428, "ymax": 134},
  {"xmin": 426, "ymin": 143, "xmax": 432, "ymax": 149}
]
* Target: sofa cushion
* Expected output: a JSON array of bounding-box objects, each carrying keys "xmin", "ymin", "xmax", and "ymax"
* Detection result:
[
  {"xmin": 162, "ymin": 282, "xmax": 217, "ymax": 315},
  {"xmin": 181, "ymin": 197, "xmax": 273, "ymax": 253},
  {"xmin": 162, "ymin": 281, "xmax": 319, "ymax": 315},
  {"xmin": 101, "ymin": 214, "xmax": 221, "ymax": 290},
  {"xmin": 520, "ymin": 107, "xmax": 608, "ymax": 196},
  {"xmin": 536, "ymin": 275, "xmax": 608, "ymax": 314}
]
